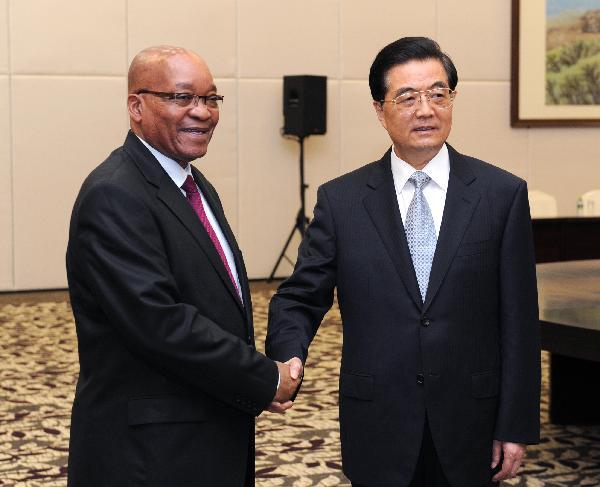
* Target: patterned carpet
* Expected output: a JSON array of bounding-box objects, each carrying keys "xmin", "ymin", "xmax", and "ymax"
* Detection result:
[{"xmin": 0, "ymin": 288, "xmax": 599, "ymax": 486}]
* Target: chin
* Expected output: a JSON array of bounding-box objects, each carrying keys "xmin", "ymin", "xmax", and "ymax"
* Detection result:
[
  {"xmin": 419, "ymin": 138, "xmax": 443, "ymax": 149},
  {"xmin": 180, "ymin": 146, "xmax": 209, "ymax": 161},
  {"xmin": 190, "ymin": 151, "xmax": 208, "ymax": 162}
]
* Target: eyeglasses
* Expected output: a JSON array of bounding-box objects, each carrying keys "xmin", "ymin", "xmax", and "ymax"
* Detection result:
[
  {"xmin": 380, "ymin": 87, "xmax": 456, "ymax": 112},
  {"xmin": 136, "ymin": 90, "xmax": 224, "ymax": 109}
]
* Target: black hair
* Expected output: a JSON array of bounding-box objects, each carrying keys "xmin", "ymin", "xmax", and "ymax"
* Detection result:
[{"xmin": 368, "ymin": 37, "xmax": 458, "ymax": 101}]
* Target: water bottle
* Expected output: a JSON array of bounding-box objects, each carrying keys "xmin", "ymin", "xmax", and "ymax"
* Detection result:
[{"xmin": 576, "ymin": 197, "xmax": 584, "ymax": 216}]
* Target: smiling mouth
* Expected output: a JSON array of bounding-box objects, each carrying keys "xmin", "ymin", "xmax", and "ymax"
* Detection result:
[
  {"xmin": 180, "ymin": 127, "xmax": 210, "ymax": 135},
  {"xmin": 413, "ymin": 126, "xmax": 436, "ymax": 132}
]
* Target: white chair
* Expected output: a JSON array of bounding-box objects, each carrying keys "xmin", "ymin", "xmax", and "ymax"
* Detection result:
[
  {"xmin": 581, "ymin": 189, "xmax": 600, "ymax": 216},
  {"xmin": 528, "ymin": 190, "xmax": 558, "ymax": 218}
]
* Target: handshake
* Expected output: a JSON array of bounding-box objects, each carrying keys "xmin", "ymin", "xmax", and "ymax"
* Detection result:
[{"xmin": 269, "ymin": 357, "xmax": 303, "ymax": 414}]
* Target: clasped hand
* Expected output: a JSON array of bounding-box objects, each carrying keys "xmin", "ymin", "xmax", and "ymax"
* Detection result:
[{"xmin": 268, "ymin": 357, "xmax": 303, "ymax": 414}]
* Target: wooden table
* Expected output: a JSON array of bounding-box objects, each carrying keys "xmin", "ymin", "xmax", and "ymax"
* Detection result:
[
  {"xmin": 537, "ymin": 260, "xmax": 600, "ymax": 423},
  {"xmin": 533, "ymin": 216, "xmax": 600, "ymax": 263}
]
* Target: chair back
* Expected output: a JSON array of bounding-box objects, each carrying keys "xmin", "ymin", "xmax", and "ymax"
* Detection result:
[
  {"xmin": 581, "ymin": 189, "xmax": 600, "ymax": 216},
  {"xmin": 528, "ymin": 190, "xmax": 558, "ymax": 218}
]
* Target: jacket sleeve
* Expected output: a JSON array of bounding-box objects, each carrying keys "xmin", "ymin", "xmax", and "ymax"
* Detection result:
[
  {"xmin": 494, "ymin": 180, "xmax": 541, "ymax": 444},
  {"xmin": 72, "ymin": 180, "xmax": 278, "ymax": 416},
  {"xmin": 266, "ymin": 185, "xmax": 337, "ymax": 364}
]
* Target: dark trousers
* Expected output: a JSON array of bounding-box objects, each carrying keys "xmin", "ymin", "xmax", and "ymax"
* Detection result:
[{"xmin": 352, "ymin": 418, "xmax": 499, "ymax": 487}]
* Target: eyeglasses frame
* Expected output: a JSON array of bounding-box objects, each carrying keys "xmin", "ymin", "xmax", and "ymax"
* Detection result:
[
  {"xmin": 136, "ymin": 90, "xmax": 224, "ymax": 109},
  {"xmin": 379, "ymin": 87, "xmax": 457, "ymax": 113}
]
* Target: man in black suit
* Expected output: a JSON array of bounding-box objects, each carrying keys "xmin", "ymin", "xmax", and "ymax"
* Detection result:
[
  {"xmin": 266, "ymin": 37, "xmax": 540, "ymax": 487},
  {"xmin": 66, "ymin": 46, "xmax": 299, "ymax": 487}
]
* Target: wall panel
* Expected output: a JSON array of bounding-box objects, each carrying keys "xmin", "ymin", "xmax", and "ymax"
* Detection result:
[
  {"xmin": 238, "ymin": 80, "xmax": 299, "ymax": 277},
  {"xmin": 0, "ymin": 0, "xmax": 8, "ymax": 74},
  {"xmin": 341, "ymin": 0, "xmax": 436, "ymax": 79},
  {"xmin": 127, "ymin": 0, "xmax": 236, "ymax": 78},
  {"xmin": 449, "ymin": 81, "xmax": 529, "ymax": 179},
  {"xmin": 10, "ymin": 0, "xmax": 126, "ymax": 75},
  {"xmin": 238, "ymin": 0, "xmax": 339, "ymax": 79},
  {"xmin": 12, "ymin": 76, "xmax": 127, "ymax": 289},
  {"xmin": 340, "ymin": 80, "xmax": 390, "ymax": 174},
  {"xmin": 438, "ymin": 0, "xmax": 511, "ymax": 81},
  {"xmin": 0, "ymin": 76, "xmax": 12, "ymax": 289},
  {"xmin": 237, "ymin": 78, "xmax": 341, "ymax": 278}
]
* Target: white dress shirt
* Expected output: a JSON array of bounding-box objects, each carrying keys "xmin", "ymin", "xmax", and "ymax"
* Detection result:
[
  {"xmin": 136, "ymin": 136, "xmax": 243, "ymax": 301},
  {"xmin": 390, "ymin": 144, "xmax": 450, "ymax": 237}
]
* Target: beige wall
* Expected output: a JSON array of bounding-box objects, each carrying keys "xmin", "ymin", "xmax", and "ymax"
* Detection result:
[{"xmin": 1, "ymin": 0, "xmax": 599, "ymax": 290}]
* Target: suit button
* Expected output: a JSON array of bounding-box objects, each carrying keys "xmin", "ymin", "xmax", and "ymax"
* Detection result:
[
  {"xmin": 247, "ymin": 336, "xmax": 252, "ymax": 343},
  {"xmin": 421, "ymin": 318, "xmax": 430, "ymax": 327},
  {"xmin": 416, "ymin": 374, "xmax": 424, "ymax": 385}
]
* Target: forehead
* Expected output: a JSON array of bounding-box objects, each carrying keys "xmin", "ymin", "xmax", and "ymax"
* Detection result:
[
  {"xmin": 156, "ymin": 54, "xmax": 215, "ymax": 91},
  {"xmin": 385, "ymin": 59, "xmax": 448, "ymax": 92}
]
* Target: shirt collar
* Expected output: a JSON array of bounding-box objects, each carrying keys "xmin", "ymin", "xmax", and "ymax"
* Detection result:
[
  {"xmin": 135, "ymin": 134, "xmax": 192, "ymax": 188},
  {"xmin": 390, "ymin": 143, "xmax": 450, "ymax": 191}
]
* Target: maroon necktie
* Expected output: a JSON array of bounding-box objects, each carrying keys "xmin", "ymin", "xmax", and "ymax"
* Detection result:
[{"xmin": 181, "ymin": 175, "xmax": 241, "ymax": 299}]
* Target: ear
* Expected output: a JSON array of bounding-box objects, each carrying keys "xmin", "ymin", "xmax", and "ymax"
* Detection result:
[
  {"xmin": 373, "ymin": 100, "xmax": 387, "ymax": 130},
  {"xmin": 128, "ymin": 94, "xmax": 143, "ymax": 123}
]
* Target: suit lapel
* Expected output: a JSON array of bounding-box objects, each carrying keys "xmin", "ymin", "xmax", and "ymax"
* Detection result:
[
  {"xmin": 363, "ymin": 151, "xmax": 423, "ymax": 309},
  {"xmin": 191, "ymin": 167, "xmax": 250, "ymax": 320},
  {"xmin": 123, "ymin": 132, "xmax": 245, "ymax": 316},
  {"xmin": 157, "ymin": 177, "xmax": 244, "ymax": 313},
  {"xmin": 423, "ymin": 145, "xmax": 480, "ymax": 312}
]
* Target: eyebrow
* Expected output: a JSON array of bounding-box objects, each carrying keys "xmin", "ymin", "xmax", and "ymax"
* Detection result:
[
  {"xmin": 393, "ymin": 80, "xmax": 449, "ymax": 97},
  {"xmin": 174, "ymin": 82, "xmax": 218, "ymax": 92}
]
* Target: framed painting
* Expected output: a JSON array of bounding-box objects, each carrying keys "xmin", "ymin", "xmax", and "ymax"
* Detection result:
[{"xmin": 511, "ymin": 0, "xmax": 600, "ymax": 126}]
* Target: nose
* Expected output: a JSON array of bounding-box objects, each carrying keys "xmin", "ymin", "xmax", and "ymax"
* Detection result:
[
  {"xmin": 188, "ymin": 99, "xmax": 212, "ymax": 119},
  {"xmin": 414, "ymin": 93, "xmax": 434, "ymax": 117}
]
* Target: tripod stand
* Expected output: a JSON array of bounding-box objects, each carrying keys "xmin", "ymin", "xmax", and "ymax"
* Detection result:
[{"xmin": 268, "ymin": 135, "xmax": 309, "ymax": 281}]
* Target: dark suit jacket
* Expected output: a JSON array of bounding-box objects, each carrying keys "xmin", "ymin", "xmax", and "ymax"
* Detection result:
[
  {"xmin": 266, "ymin": 145, "xmax": 540, "ymax": 487},
  {"xmin": 66, "ymin": 131, "xmax": 278, "ymax": 487}
]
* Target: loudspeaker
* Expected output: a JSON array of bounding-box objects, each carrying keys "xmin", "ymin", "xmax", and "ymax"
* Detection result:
[{"xmin": 283, "ymin": 75, "xmax": 327, "ymax": 138}]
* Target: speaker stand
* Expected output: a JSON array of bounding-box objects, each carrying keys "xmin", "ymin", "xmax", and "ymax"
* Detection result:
[{"xmin": 268, "ymin": 136, "xmax": 309, "ymax": 282}]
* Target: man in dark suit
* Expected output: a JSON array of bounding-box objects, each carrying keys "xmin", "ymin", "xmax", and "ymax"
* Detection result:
[
  {"xmin": 266, "ymin": 37, "xmax": 540, "ymax": 487},
  {"xmin": 66, "ymin": 46, "xmax": 299, "ymax": 487}
]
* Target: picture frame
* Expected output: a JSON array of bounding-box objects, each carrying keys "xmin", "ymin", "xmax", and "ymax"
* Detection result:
[{"xmin": 511, "ymin": 0, "xmax": 600, "ymax": 127}]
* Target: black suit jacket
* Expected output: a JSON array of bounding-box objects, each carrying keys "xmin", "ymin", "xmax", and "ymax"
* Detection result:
[
  {"xmin": 66, "ymin": 131, "xmax": 278, "ymax": 487},
  {"xmin": 266, "ymin": 145, "xmax": 540, "ymax": 487}
]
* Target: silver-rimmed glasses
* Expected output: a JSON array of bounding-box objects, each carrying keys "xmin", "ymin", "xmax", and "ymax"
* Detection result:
[{"xmin": 380, "ymin": 87, "xmax": 456, "ymax": 112}]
